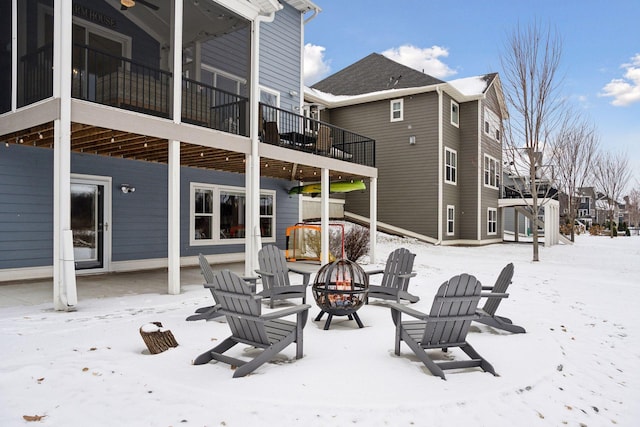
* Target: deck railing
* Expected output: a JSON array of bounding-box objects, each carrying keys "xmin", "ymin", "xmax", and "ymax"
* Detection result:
[
  {"xmin": 17, "ymin": 45, "xmax": 375, "ymax": 166},
  {"xmin": 260, "ymin": 103, "xmax": 375, "ymax": 167}
]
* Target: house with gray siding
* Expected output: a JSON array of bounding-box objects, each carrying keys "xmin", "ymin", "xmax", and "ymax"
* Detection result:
[
  {"xmin": 0, "ymin": 0, "xmax": 377, "ymax": 309},
  {"xmin": 305, "ymin": 53, "xmax": 507, "ymax": 245}
]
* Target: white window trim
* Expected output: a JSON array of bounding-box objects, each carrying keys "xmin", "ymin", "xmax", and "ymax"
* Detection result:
[
  {"xmin": 390, "ymin": 98, "xmax": 404, "ymax": 122},
  {"xmin": 445, "ymin": 147, "xmax": 457, "ymax": 185},
  {"xmin": 189, "ymin": 182, "xmax": 276, "ymax": 246},
  {"xmin": 488, "ymin": 207, "xmax": 497, "ymax": 235},
  {"xmin": 450, "ymin": 100, "xmax": 459, "ymax": 127},
  {"xmin": 447, "ymin": 205, "xmax": 455, "ymax": 236},
  {"xmin": 484, "ymin": 107, "xmax": 501, "ymax": 141},
  {"xmin": 260, "ymin": 85, "xmax": 281, "ymax": 107},
  {"xmin": 484, "ymin": 154, "xmax": 500, "ymax": 189}
]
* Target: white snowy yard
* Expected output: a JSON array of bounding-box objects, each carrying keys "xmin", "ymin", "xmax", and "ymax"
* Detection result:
[{"xmin": 1, "ymin": 234, "xmax": 639, "ymax": 426}]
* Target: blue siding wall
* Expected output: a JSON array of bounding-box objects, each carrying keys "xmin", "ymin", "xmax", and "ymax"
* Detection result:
[
  {"xmin": 0, "ymin": 145, "xmax": 298, "ymax": 269},
  {"xmin": 260, "ymin": 3, "xmax": 302, "ymax": 111},
  {"xmin": 0, "ymin": 145, "xmax": 53, "ymax": 268}
]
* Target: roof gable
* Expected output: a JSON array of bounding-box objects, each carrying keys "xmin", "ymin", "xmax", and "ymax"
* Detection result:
[{"xmin": 311, "ymin": 53, "xmax": 444, "ymax": 96}]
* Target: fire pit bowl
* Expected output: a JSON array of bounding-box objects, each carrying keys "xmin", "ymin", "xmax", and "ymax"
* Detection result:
[{"xmin": 312, "ymin": 258, "xmax": 369, "ymax": 330}]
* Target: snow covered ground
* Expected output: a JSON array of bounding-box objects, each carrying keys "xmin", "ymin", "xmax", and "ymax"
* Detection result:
[{"xmin": 1, "ymin": 234, "xmax": 639, "ymax": 426}]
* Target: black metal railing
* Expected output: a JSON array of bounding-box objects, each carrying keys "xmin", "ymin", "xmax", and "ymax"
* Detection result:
[
  {"xmin": 259, "ymin": 103, "xmax": 375, "ymax": 167},
  {"xmin": 18, "ymin": 44, "xmax": 53, "ymax": 107},
  {"xmin": 71, "ymin": 43, "xmax": 172, "ymax": 117},
  {"xmin": 182, "ymin": 77, "xmax": 248, "ymax": 136},
  {"xmin": 16, "ymin": 45, "xmax": 373, "ymax": 163}
]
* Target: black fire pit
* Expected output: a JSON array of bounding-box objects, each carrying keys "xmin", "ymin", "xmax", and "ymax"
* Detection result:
[{"xmin": 312, "ymin": 259, "xmax": 369, "ymax": 330}]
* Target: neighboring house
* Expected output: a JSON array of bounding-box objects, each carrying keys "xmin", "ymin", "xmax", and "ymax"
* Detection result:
[
  {"xmin": 576, "ymin": 187, "xmax": 598, "ymax": 227},
  {"xmin": 304, "ymin": 53, "xmax": 507, "ymax": 245},
  {"xmin": 0, "ymin": 0, "xmax": 377, "ymax": 308}
]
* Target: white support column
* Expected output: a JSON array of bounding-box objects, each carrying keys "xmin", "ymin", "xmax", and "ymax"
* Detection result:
[
  {"xmin": 11, "ymin": 0, "xmax": 17, "ymax": 111},
  {"xmin": 245, "ymin": 12, "xmax": 274, "ymax": 275},
  {"xmin": 52, "ymin": 0, "xmax": 75, "ymax": 310},
  {"xmin": 369, "ymin": 177, "xmax": 377, "ymax": 264},
  {"xmin": 320, "ymin": 168, "xmax": 329, "ymax": 265},
  {"xmin": 167, "ymin": 0, "xmax": 183, "ymax": 295},
  {"xmin": 245, "ymin": 16, "xmax": 263, "ymax": 276}
]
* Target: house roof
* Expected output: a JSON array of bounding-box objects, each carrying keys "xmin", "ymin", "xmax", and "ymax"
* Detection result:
[
  {"xmin": 311, "ymin": 53, "xmax": 445, "ymax": 96},
  {"xmin": 306, "ymin": 54, "xmax": 508, "ymax": 117}
]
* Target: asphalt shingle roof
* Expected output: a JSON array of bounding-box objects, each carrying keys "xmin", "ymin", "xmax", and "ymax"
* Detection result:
[{"xmin": 311, "ymin": 53, "xmax": 445, "ymax": 96}]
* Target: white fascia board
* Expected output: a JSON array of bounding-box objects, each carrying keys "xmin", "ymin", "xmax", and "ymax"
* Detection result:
[
  {"xmin": 246, "ymin": 0, "xmax": 282, "ymax": 16},
  {"xmin": 305, "ymin": 85, "xmax": 440, "ymax": 108},
  {"xmin": 285, "ymin": 0, "xmax": 322, "ymax": 13},
  {"xmin": 305, "ymin": 83, "xmax": 487, "ymax": 109}
]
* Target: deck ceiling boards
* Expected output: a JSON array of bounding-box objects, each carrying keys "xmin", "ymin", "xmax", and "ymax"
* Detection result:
[{"xmin": 0, "ymin": 123, "xmax": 363, "ymax": 183}]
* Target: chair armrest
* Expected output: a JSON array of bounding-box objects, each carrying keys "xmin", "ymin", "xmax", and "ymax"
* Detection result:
[
  {"xmin": 242, "ymin": 275, "xmax": 260, "ymax": 284},
  {"xmin": 288, "ymin": 267, "xmax": 311, "ymax": 285},
  {"xmin": 386, "ymin": 301, "xmax": 429, "ymax": 320},
  {"xmin": 365, "ymin": 269, "xmax": 384, "ymax": 276},
  {"xmin": 261, "ymin": 304, "xmax": 311, "ymax": 320},
  {"xmin": 398, "ymin": 272, "xmax": 417, "ymax": 279},
  {"xmin": 481, "ymin": 292, "xmax": 509, "ymax": 299},
  {"xmin": 254, "ymin": 269, "xmax": 274, "ymax": 277}
]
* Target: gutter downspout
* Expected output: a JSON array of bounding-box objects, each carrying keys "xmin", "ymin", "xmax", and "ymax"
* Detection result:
[
  {"xmin": 246, "ymin": 10, "xmax": 277, "ymax": 277},
  {"xmin": 435, "ymin": 85, "xmax": 443, "ymax": 245}
]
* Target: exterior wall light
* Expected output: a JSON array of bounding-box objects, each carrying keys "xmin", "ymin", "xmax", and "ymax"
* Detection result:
[{"xmin": 120, "ymin": 184, "xmax": 136, "ymax": 193}]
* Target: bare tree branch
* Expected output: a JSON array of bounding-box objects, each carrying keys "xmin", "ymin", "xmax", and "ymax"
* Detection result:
[
  {"xmin": 500, "ymin": 21, "xmax": 565, "ymax": 261},
  {"xmin": 551, "ymin": 111, "xmax": 600, "ymax": 241},
  {"xmin": 592, "ymin": 150, "xmax": 632, "ymax": 237}
]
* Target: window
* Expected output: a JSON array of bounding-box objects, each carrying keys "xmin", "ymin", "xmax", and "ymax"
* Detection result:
[
  {"xmin": 445, "ymin": 148, "xmax": 457, "ymax": 184},
  {"xmin": 450, "ymin": 100, "xmax": 459, "ymax": 127},
  {"xmin": 260, "ymin": 86, "xmax": 280, "ymax": 122},
  {"xmin": 191, "ymin": 183, "xmax": 275, "ymax": 245},
  {"xmin": 390, "ymin": 99, "xmax": 403, "ymax": 122},
  {"xmin": 484, "ymin": 107, "xmax": 501, "ymax": 141},
  {"xmin": 447, "ymin": 205, "xmax": 455, "ymax": 236},
  {"xmin": 488, "ymin": 208, "xmax": 497, "ymax": 235},
  {"xmin": 484, "ymin": 155, "xmax": 500, "ymax": 189},
  {"xmin": 578, "ymin": 209, "xmax": 588, "ymax": 217}
]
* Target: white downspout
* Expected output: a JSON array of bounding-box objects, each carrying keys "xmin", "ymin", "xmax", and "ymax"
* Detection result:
[
  {"xmin": 53, "ymin": 0, "xmax": 75, "ymax": 310},
  {"xmin": 167, "ymin": 0, "xmax": 183, "ymax": 295},
  {"xmin": 245, "ymin": 10, "xmax": 277, "ymax": 277},
  {"xmin": 436, "ymin": 86, "xmax": 443, "ymax": 245}
]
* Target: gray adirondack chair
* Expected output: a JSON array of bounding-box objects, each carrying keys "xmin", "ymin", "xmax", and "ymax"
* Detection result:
[
  {"xmin": 388, "ymin": 273, "xmax": 497, "ymax": 380},
  {"xmin": 474, "ymin": 263, "xmax": 526, "ymax": 333},
  {"xmin": 255, "ymin": 244, "xmax": 310, "ymax": 308},
  {"xmin": 186, "ymin": 254, "xmax": 257, "ymax": 321},
  {"xmin": 193, "ymin": 270, "xmax": 310, "ymax": 378},
  {"xmin": 366, "ymin": 248, "xmax": 419, "ymax": 303}
]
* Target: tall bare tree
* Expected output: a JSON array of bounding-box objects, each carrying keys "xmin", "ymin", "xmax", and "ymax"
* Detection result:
[
  {"xmin": 592, "ymin": 150, "xmax": 632, "ymax": 237},
  {"xmin": 501, "ymin": 22, "xmax": 564, "ymax": 261},
  {"xmin": 626, "ymin": 186, "xmax": 640, "ymax": 233},
  {"xmin": 552, "ymin": 112, "xmax": 600, "ymax": 241}
]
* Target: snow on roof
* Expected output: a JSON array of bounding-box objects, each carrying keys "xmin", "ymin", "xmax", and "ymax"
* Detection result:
[{"xmin": 447, "ymin": 76, "xmax": 488, "ymax": 97}]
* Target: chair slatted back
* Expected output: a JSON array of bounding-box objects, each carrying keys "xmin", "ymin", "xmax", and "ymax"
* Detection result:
[
  {"xmin": 198, "ymin": 253, "xmax": 215, "ymax": 284},
  {"xmin": 481, "ymin": 263, "xmax": 514, "ymax": 316},
  {"xmin": 211, "ymin": 270, "xmax": 270, "ymax": 346},
  {"xmin": 258, "ymin": 245, "xmax": 291, "ymax": 290},
  {"xmin": 421, "ymin": 274, "xmax": 481, "ymax": 347},
  {"xmin": 316, "ymin": 125, "xmax": 332, "ymax": 153},
  {"xmin": 264, "ymin": 121, "xmax": 279, "ymax": 145},
  {"xmin": 380, "ymin": 248, "xmax": 415, "ymax": 290}
]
